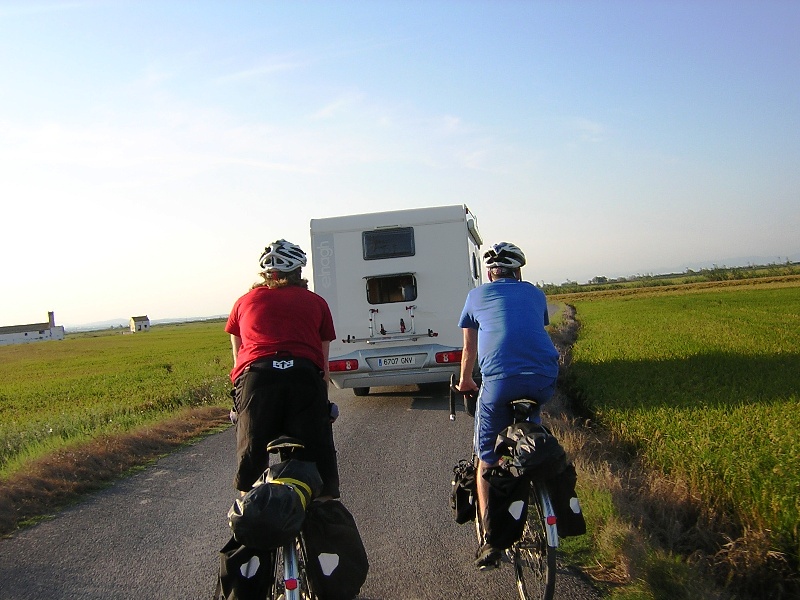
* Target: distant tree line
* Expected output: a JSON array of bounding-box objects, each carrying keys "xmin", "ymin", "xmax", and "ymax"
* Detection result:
[{"xmin": 537, "ymin": 259, "xmax": 800, "ymax": 295}]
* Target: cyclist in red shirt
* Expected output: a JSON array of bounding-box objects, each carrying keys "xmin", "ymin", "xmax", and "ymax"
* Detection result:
[{"xmin": 226, "ymin": 239, "xmax": 340, "ymax": 498}]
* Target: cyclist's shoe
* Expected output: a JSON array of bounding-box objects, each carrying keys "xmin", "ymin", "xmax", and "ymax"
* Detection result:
[{"xmin": 475, "ymin": 543, "xmax": 501, "ymax": 570}]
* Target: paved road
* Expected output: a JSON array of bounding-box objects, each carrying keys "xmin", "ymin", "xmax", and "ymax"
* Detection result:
[{"xmin": 0, "ymin": 384, "xmax": 599, "ymax": 600}]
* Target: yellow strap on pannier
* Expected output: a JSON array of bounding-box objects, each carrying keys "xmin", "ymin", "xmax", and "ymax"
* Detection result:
[{"xmin": 272, "ymin": 477, "xmax": 313, "ymax": 509}]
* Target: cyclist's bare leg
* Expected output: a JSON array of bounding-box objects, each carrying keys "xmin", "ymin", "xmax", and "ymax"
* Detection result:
[
  {"xmin": 477, "ymin": 459, "xmax": 498, "ymax": 539},
  {"xmin": 475, "ymin": 457, "xmax": 504, "ymax": 569}
]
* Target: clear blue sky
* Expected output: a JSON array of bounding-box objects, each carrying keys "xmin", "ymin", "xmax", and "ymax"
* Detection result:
[{"xmin": 2, "ymin": 1, "xmax": 798, "ymax": 327}]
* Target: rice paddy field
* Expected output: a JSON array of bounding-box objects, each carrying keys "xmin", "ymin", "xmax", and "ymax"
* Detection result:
[
  {"xmin": 553, "ymin": 277, "xmax": 800, "ymax": 565},
  {"xmin": 0, "ymin": 320, "xmax": 232, "ymax": 479}
]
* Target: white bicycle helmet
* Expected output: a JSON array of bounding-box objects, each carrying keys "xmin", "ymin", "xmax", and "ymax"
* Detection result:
[
  {"xmin": 259, "ymin": 239, "xmax": 307, "ymax": 272},
  {"xmin": 483, "ymin": 242, "xmax": 526, "ymax": 269}
]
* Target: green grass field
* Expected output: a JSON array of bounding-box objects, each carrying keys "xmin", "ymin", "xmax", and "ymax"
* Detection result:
[
  {"xmin": 555, "ymin": 280, "xmax": 800, "ymax": 564},
  {"xmin": 0, "ymin": 320, "xmax": 232, "ymax": 479}
]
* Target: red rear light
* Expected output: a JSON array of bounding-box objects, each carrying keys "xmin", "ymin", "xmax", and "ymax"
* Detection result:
[
  {"xmin": 329, "ymin": 359, "xmax": 358, "ymax": 372},
  {"xmin": 435, "ymin": 350, "xmax": 462, "ymax": 364}
]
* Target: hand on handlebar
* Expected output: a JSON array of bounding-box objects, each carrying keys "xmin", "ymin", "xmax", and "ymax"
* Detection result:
[
  {"xmin": 329, "ymin": 401, "xmax": 339, "ymax": 423},
  {"xmin": 456, "ymin": 376, "xmax": 479, "ymax": 395},
  {"xmin": 449, "ymin": 374, "xmax": 479, "ymax": 422}
]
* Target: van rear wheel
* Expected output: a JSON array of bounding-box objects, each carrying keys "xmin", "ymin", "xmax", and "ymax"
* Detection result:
[{"xmin": 353, "ymin": 387, "xmax": 370, "ymax": 396}]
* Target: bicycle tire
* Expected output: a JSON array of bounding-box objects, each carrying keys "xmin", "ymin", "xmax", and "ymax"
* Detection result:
[{"xmin": 512, "ymin": 482, "xmax": 558, "ymax": 600}]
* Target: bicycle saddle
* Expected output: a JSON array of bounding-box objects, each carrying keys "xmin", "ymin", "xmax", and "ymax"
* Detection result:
[
  {"xmin": 266, "ymin": 435, "xmax": 305, "ymax": 453},
  {"xmin": 510, "ymin": 398, "xmax": 540, "ymax": 419}
]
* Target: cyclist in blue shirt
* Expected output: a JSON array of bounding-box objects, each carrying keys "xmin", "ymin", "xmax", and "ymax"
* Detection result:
[{"xmin": 457, "ymin": 241, "xmax": 560, "ymax": 569}]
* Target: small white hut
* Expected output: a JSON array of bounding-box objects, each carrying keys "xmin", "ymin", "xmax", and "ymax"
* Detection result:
[{"xmin": 130, "ymin": 315, "xmax": 151, "ymax": 333}]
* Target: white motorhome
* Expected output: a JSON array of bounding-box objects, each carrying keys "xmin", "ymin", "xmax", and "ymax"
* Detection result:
[{"xmin": 310, "ymin": 205, "xmax": 483, "ymax": 395}]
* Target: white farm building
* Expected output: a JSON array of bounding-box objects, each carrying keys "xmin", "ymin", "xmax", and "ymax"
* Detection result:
[
  {"xmin": 0, "ymin": 312, "xmax": 66, "ymax": 346},
  {"xmin": 130, "ymin": 315, "xmax": 151, "ymax": 332}
]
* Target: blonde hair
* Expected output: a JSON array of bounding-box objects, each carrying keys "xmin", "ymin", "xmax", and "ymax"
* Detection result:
[{"xmin": 251, "ymin": 268, "xmax": 309, "ymax": 290}]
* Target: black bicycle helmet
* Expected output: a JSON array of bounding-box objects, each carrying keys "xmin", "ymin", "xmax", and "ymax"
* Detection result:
[
  {"xmin": 259, "ymin": 239, "xmax": 307, "ymax": 272},
  {"xmin": 483, "ymin": 242, "xmax": 526, "ymax": 269}
]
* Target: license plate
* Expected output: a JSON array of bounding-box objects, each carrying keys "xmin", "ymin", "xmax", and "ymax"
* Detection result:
[{"xmin": 376, "ymin": 355, "xmax": 416, "ymax": 368}]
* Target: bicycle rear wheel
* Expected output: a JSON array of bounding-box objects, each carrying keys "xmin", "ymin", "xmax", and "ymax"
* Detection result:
[{"xmin": 512, "ymin": 482, "xmax": 557, "ymax": 600}]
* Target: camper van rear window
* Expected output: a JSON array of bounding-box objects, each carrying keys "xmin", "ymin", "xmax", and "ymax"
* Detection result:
[
  {"xmin": 366, "ymin": 274, "xmax": 417, "ymax": 304},
  {"xmin": 362, "ymin": 227, "xmax": 415, "ymax": 260}
]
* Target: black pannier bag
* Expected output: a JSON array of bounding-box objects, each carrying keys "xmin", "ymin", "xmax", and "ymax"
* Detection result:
[
  {"xmin": 213, "ymin": 536, "xmax": 273, "ymax": 600},
  {"xmin": 482, "ymin": 466, "xmax": 530, "ymax": 550},
  {"xmin": 494, "ymin": 422, "xmax": 567, "ymax": 480},
  {"xmin": 302, "ymin": 500, "xmax": 369, "ymax": 600},
  {"xmin": 228, "ymin": 459, "xmax": 323, "ymax": 551},
  {"xmin": 545, "ymin": 462, "xmax": 586, "ymax": 537},
  {"xmin": 450, "ymin": 459, "xmax": 477, "ymax": 524}
]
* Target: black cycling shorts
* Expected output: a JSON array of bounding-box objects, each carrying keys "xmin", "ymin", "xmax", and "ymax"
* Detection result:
[{"xmin": 233, "ymin": 356, "xmax": 340, "ymax": 497}]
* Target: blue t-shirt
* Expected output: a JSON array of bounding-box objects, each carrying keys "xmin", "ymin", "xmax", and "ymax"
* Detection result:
[{"xmin": 458, "ymin": 279, "xmax": 559, "ymax": 381}]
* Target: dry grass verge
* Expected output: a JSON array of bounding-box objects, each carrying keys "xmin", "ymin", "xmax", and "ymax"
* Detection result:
[{"xmin": 0, "ymin": 406, "xmax": 230, "ymax": 537}]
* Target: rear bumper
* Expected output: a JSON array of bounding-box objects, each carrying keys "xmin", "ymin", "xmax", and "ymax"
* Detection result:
[{"xmin": 329, "ymin": 343, "xmax": 461, "ymax": 390}]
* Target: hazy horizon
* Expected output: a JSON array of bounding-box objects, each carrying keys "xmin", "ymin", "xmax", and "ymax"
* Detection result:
[{"xmin": 48, "ymin": 253, "xmax": 800, "ymax": 329}]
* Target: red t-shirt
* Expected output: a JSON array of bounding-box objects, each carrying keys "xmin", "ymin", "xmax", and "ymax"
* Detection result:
[{"xmin": 225, "ymin": 286, "xmax": 336, "ymax": 382}]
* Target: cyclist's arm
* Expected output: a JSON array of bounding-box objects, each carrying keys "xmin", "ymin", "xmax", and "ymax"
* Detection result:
[
  {"xmin": 321, "ymin": 340, "xmax": 331, "ymax": 383},
  {"xmin": 230, "ymin": 334, "xmax": 242, "ymax": 368},
  {"xmin": 457, "ymin": 327, "xmax": 479, "ymax": 392}
]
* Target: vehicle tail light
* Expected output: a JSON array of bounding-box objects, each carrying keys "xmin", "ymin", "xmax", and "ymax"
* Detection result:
[
  {"xmin": 435, "ymin": 350, "xmax": 462, "ymax": 364},
  {"xmin": 329, "ymin": 359, "xmax": 358, "ymax": 372}
]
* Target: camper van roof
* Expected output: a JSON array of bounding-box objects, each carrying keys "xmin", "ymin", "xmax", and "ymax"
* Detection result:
[{"xmin": 310, "ymin": 204, "xmax": 472, "ymax": 234}]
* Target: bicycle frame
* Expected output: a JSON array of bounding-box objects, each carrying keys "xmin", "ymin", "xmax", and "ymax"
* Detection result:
[
  {"xmin": 281, "ymin": 540, "xmax": 301, "ymax": 599},
  {"xmin": 273, "ymin": 535, "xmax": 315, "ymax": 600}
]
